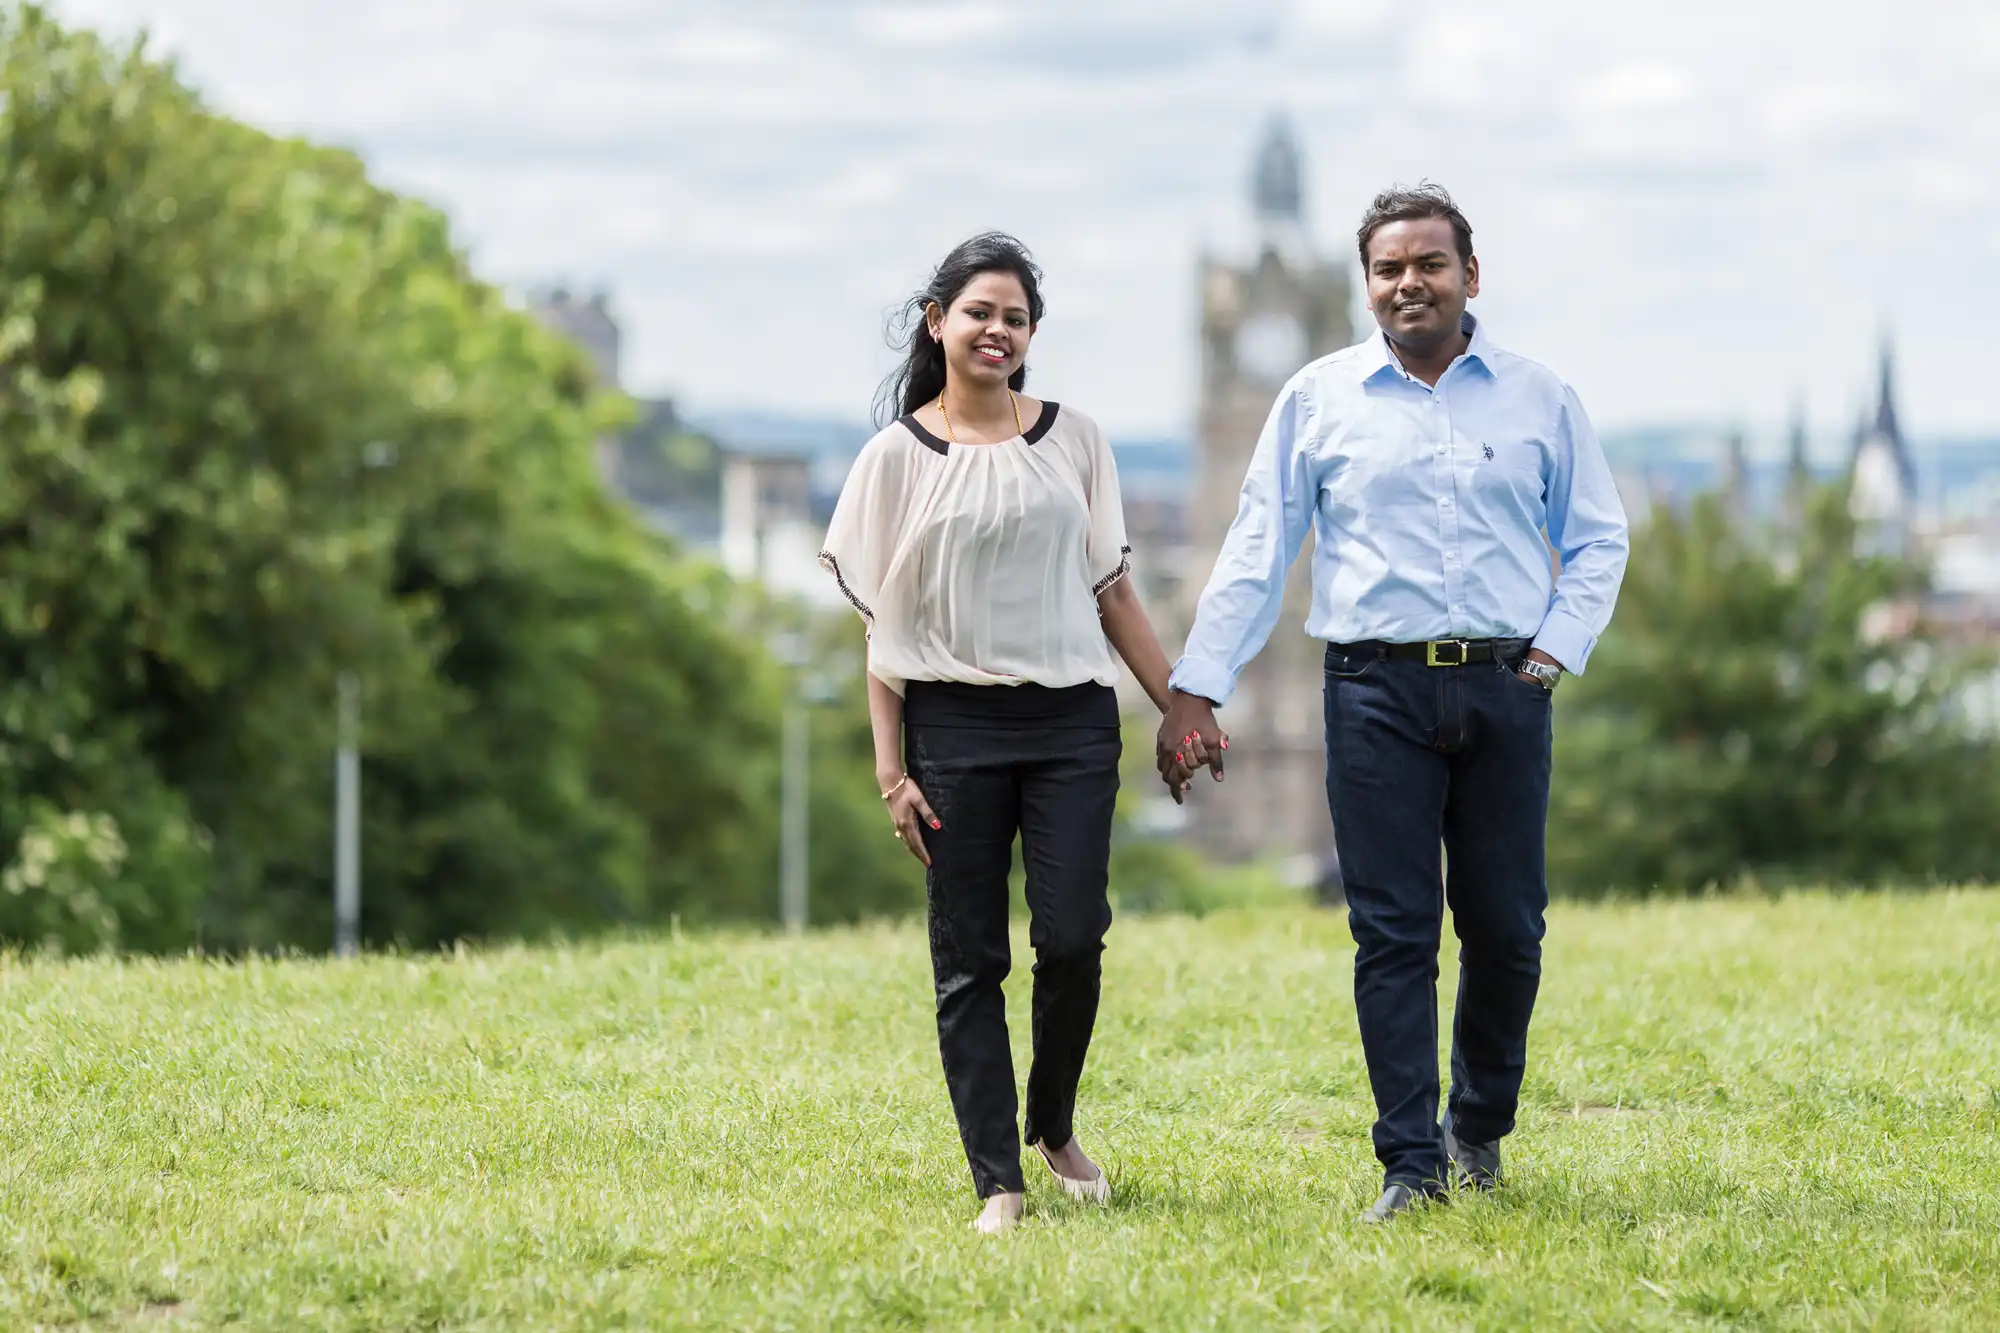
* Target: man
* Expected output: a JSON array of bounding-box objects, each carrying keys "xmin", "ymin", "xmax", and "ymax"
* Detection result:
[{"xmin": 1159, "ymin": 184, "xmax": 1628, "ymax": 1223}]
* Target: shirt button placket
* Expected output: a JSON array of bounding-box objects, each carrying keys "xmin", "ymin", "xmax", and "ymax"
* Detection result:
[{"xmin": 1433, "ymin": 390, "xmax": 1466, "ymax": 636}]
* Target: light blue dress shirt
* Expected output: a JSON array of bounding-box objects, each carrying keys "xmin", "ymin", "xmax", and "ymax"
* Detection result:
[{"xmin": 1170, "ymin": 314, "xmax": 1629, "ymax": 707}]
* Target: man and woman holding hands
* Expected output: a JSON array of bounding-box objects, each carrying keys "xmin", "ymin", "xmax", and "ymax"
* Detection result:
[{"xmin": 820, "ymin": 183, "xmax": 1628, "ymax": 1231}]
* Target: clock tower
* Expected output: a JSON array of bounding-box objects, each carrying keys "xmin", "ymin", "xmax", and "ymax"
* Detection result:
[{"xmin": 1184, "ymin": 116, "xmax": 1353, "ymax": 868}]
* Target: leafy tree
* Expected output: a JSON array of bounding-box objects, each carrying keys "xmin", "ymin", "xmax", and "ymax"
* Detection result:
[
  {"xmin": 0, "ymin": 5, "xmax": 912, "ymax": 951},
  {"xmin": 1549, "ymin": 484, "xmax": 2000, "ymax": 895}
]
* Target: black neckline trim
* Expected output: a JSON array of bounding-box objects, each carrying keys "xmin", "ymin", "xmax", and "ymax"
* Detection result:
[{"xmin": 900, "ymin": 401, "xmax": 1060, "ymax": 455}]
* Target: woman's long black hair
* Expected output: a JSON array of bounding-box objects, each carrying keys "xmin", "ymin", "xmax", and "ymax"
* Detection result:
[{"xmin": 873, "ymin": 232, "xmax": 1045, "ymax": 428}]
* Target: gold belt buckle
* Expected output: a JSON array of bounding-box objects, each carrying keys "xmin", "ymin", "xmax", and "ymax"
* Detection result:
[{"xmin": 1425, "ymin": 639, "xmax": 1470, "ymax": 667}]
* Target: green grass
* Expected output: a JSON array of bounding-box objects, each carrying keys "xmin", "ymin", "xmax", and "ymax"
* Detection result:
[{"xmin": 4, "ymin": 890, "xmax": 1998, "ymax": 1330}]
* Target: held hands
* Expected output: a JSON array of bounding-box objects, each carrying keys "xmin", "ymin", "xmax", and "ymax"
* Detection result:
[
  {"xmin": 1155, "ymin": 690, "xmax": 1227, "ymax": 805},
  {"xmin": 1146, "ymin": 652, "xmax": 1550, "ymax": 808},
  {"xmin": 881, "ymin": 771, "xmax": 941, "ymax": 867}
]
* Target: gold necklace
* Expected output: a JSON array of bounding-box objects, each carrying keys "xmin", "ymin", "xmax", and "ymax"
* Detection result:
[{"xmin": 937, "ymin": 390, "xmax": 1023, "ymax": 444}]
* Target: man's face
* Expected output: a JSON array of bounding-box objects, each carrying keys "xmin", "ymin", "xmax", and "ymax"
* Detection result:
[{"xmin": 1364, "ymin": 218, "xmax": 1479, "ymax": 354}]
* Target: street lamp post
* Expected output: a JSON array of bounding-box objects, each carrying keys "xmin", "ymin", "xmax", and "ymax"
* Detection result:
[
  {"xmin": 769, "ymin": 630, "xmax": 812, "ymax": 935},
  {"xmin": 779, "ymin": 695, "xmax": 809, "ymax": 936},
  {"xmin": 331, "ymin": 440, "xmax": 396, "ymax": 958},
  {"xmin": 333, "ymin": 671, "xmax": 360, "ymax": 958},
  {"xmin": 769, "ymin": 629, "xmax": 841, "ymax": 935}
]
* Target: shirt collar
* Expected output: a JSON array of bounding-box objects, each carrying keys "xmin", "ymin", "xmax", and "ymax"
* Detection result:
[
  {"xmin": 1460, "ymin": 312, "xmax": 1496, "ymax": 373},
  {"xmin": 1362, "ymin": 311, "xmax": 1495, "ymax": 384}
]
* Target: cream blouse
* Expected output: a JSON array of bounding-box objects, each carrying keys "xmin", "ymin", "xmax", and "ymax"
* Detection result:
[{"xmin": 818, "ymin": 402, "xmax": 1132, "ymax": 697}]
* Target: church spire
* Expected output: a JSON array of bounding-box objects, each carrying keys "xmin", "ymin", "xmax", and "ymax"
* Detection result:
[
  {"xmin": 1847, "ymin": 331, "xmax": 1917, "ymax": 553},
  {"xmin": 1871, "ymin": 335, "xmax": 1913, "ymax": 492},
  {"xmin": 1852, "ymin": 332, "xmax": 1914, "ymax": 491},
  {"xmin": 1249, "ymin": 113, "xmax": 1309, "ymax": 266},
  {"xmin": 1250, "ymin": 114, "xmax": 1304, "ymax": 227}
]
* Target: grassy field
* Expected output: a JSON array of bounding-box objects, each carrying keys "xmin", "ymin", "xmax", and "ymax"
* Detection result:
[{"xmin": 3, "ymin": 890, "xmax": 1998, "ymax": 1330}]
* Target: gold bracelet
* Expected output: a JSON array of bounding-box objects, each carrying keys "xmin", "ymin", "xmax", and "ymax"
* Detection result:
[{"xmin": 880, "ymin": 774, "xmax": 908, "ymax": 802}]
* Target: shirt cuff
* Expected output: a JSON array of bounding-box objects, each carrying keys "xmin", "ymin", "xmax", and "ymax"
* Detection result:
[
  {"xmin": 1531, "ymin": 608, "xmax": 1599, "ymax": 675},
  {"xmin": 1168, "ymin": 656, "xmax": 1237, "ymax": 706}
]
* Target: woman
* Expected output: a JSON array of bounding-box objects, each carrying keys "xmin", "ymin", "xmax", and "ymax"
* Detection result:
[{"xmin": 818, "ymin": 233, "xmax": 1194, "ymax": 1234}]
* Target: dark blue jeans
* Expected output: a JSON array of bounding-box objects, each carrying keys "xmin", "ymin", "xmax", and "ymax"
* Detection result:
[{"xmin": 1322, "ymin": 643, "xmax": 1553, "ymax": 1191}]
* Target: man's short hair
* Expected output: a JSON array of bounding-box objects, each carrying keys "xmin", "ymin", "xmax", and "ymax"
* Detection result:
[{"xmin": 1356, "ymin": 183, "xmax": 1474, "ymax": 268}]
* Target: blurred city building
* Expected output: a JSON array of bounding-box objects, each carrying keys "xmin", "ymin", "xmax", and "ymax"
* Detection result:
[
  {"xmin": 1709, "ymin": 337, "xmax": 2000, "ymax": 728},
  {"xmin": 529, "ymin": 286, "xmax": 620, "ymax": 387},
  {"xmin": 526, "ymin": 287, "xmax": 847, "ymax": 608},
  {"xmin": 1843, "ymin": 341, "xmax": 2000, "ymax": 649},
  {"xmin": 1848, "ymin": 340, "xmax": 1918, "ymax": 558},
  {"xmin": 528, "ymin": 286, "xmax": 624, "ymax": 480},
  {"xmin": 1166, "ymin": 115, "xmax": 1352, "ymax": 873},
  {"xmin": 719, "ymin": 449, "xmax": 822, "ymax": 601}
]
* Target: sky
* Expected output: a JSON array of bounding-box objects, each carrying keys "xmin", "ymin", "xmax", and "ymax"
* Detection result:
[{"xmin": 49, "ymin": 0, "xmax": 2000, "ymax": 443}]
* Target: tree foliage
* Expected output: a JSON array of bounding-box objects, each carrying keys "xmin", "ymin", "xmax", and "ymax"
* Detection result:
[
  {"xmin": 1549, "ymin": 484, "xmax": 2000, "ymax": 895},
  {"xmin": 0, "ymin": 6, "xmax": 915, "ymax": 952}
]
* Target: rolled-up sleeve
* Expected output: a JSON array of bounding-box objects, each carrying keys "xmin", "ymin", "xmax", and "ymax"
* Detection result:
[
  {"xmin": 1532, "ymin": 385, "xmax": 1629, "ymax": 673},
  {"xmin": 1169, "ymin": 381, "xmax": 1318, "ymax": 706}
]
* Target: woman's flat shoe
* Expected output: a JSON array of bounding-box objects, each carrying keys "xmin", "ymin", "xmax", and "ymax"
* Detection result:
[
  {"xmin": 973, "ymin": 1194, "xmax": 1022, "ymax": 1234},
  {"xmin": 1036, "ymin": 1142, "xmax": 1110, "ymax": 1204}
]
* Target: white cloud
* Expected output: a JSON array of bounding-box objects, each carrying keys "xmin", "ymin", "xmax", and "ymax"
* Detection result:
[
  {"xmin": 38, "ymin": 0, "xmax": 2000, "ymax": 435},
  {"xmin": 658, "ymin": 26, "xmax": 790, "ymax": 66},
  {"xmin": 1402, "ymin": 14, "xmax": 1544, "ymax": 110},
  {"xmin": 1289, "ymin": 0, "xmax": 1392, "ymax": 36},
  {"xmin": 1759, "ymin": 80, "xmax": 1902, "ymax": 143},
  {"xmin": 1578, "ymin": 63, "xmax": 1693, "ymax": 114},
  {"xmin": 851, "ymin": 4, "xmax": 1013, "ymax": 47}
]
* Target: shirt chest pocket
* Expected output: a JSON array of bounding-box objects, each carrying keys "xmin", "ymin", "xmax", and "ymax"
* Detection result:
[
  {"xmin": 1440, "ymin": 438, "xmax": 1544, "ymax": 520},
  {"xmin": 1459, "ymin": 437, "xmax": 1543, "ymax": 473},
  {"xmin": 1455, "ymin": 435, "xmax": 1546, "ymax": 503}
]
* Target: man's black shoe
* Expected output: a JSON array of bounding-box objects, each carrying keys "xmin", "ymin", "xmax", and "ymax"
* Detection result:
[
  {"xmin": 1358, "ymin": 1183, "xmax": 1434, "ymax": 1225},
  {"xmin": 1441, "ymin": 1112, "xmax": 1502, "ymax": 1190}
]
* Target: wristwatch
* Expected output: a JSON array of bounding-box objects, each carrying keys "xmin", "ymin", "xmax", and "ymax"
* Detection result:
[{"xmin": 1517, "ymin": 658, "xmax": 1562, "ymax": 691}]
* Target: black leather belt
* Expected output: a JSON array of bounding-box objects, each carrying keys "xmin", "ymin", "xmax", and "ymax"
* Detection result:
[{"xmin": 1330, "ymin": 638, "xmax": 1531, "ymax": 667}]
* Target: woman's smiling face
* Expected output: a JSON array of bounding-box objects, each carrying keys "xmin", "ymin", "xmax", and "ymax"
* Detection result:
[{"xmin": 928, "ymin": 270, "xmax": 1036, "ymax": 391}]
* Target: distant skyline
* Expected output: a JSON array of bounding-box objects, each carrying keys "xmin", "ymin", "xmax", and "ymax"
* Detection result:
[{"xmin": 52, "ymin": 0, "xmax": 2000, "ymax": 436}]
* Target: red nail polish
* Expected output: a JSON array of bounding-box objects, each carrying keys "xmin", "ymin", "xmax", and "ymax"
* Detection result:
[
  {"xmin": 930, "ymin": 820, "xmax": 941, "ymax": 829},
  {"xmin": 1220, "ymin": 738, "xmax": 1228, "ymax": 750},
  {"xmin": 1176, "ymin": 753, "xmax": 1184, "ymax": 762}
]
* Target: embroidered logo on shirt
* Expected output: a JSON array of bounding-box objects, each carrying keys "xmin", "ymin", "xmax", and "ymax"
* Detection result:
[{"xmin": 1482, "ymin": 443, "xmax": 1495, "ymax": 461}]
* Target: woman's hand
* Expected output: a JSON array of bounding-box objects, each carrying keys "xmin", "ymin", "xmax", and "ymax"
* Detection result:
[
  {"xmin": 1156, "ymin": 692, "xmax": 1227, "ymax": 805},
  {"xmin": 882, "ymin": 773, "xmax": 942, "ymax": 867}
]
